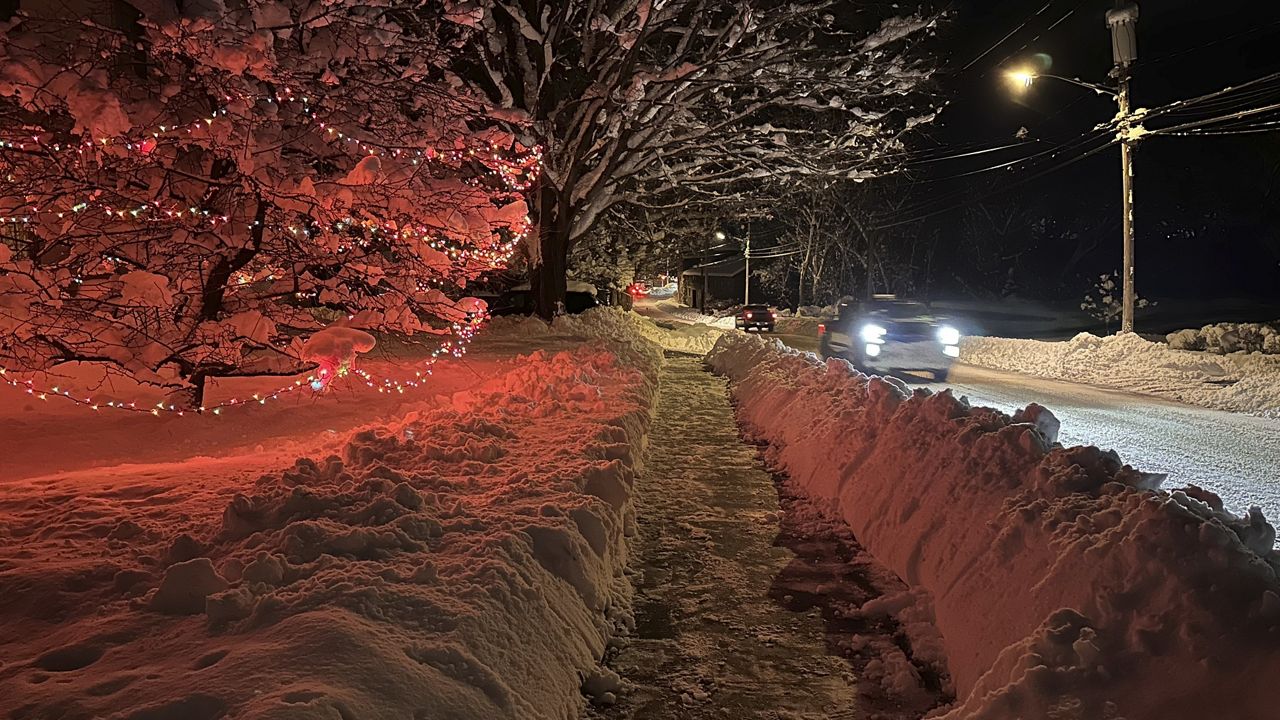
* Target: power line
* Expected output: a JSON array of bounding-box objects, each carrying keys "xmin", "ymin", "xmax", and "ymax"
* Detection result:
[
  {"xmin": 1142, "ymin": 19, "xmax": 1280, "ymax": 68},
  {"xmin": 870, "ymin": 131, "xmax": 1119, "ymax": 230},
  {"xmin": 960, "ymin": 1, "xmax": 1055, "ymax": 72},
  {"xmin": 1164, "ymin": 123, "xmax": 1280, "ymax": 137},
  {"xmin": 898, "ymin": 140, "xmax": 1038, "ymax": 166},
  {"xmin": 870, "ymin": 71, "xmax": 1280, "ymax": 230},
  {"xmin": 984, "ymin": 0, "xmax": 1093, "ymax": 77},
  {"xmin": 1147, "ymin": 100, "xmax": 1280, "ymax": 137},
  {"xmin": 1139, "ymin": 70, "xmax": 1280, "ymax": 122},
  {"xmin": 907, "ymin": 122, "xmax": 1117, "ymax": 186}
]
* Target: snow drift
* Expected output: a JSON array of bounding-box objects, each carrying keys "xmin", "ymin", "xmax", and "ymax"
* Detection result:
[
  {"xmin": 707, "ymin": 333, "xmax": 1280, "ymax": 720},
  {"xmin": 961, "ymin": 331, "xmax": 1280, "ymax": 418},
  {"xmin": 1, "ymin": 331, "xmax": 662, "ymax": 719}
]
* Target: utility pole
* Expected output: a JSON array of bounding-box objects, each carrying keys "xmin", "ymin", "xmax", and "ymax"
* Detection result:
[
  {"xmin": 743, "ymin": 227, "xmax": 751, "ymax": 305},
  {"xmin": 1107, "ymin": 2, "xmax": 1139, "ymax": 333},
  {"xmin": 701, "ymin": 247, "xmax": 709, "ymax": 313}
]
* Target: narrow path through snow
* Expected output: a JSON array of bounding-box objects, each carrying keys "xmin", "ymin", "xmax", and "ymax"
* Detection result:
[{"xmin": 593, "ymin": 355, "xmax": 945, "ymax": 719}]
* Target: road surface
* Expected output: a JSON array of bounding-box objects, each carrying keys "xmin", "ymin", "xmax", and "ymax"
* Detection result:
[{"xmin": 635, "ymin": 298, "xmax": 1280, "ymax": 521}]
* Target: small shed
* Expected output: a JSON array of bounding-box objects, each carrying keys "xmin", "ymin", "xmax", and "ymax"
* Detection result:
[{"xmin": 679, "ymin": 256, "xmax": 747, "ymax": 310}]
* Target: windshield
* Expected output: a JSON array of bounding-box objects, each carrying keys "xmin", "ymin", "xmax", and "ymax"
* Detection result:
[{"xmin": 868, "ymin": 302, "xmax": 930, "ymax": 319}]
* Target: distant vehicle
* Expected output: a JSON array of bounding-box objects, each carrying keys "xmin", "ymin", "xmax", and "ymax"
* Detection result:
[
  {"xmin": 489, "ymin": 289, "xmax": 600, "ymax": 316},
  {"xmin": 735, "ymin": 303, "xmax": 777, "ymax": 332},
  {"xmin": 626, "ymin": 282, "xmax": 649, "ymax": 297},
  {"xmin": 817, "ymin": 296, "xmax": 960, "ymax": 381}
]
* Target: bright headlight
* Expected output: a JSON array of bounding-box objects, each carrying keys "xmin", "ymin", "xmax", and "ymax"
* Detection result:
[
  {"xmin": 860, "ymin": 324, "xmax": 887, "ymax": 343},
  {"xmin": 937, "ymin": 325, "xmax": 961, "ymax": 345}
]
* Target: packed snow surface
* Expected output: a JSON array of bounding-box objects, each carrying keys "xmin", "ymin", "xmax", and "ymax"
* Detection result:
[
  {"xmin": 0, "ymin": 312, "xmax": 662, "ymax": 719},
  {"xmin": 961, "ymin": 331, "xmax": 1280, "ymax": 417},
  {"xmin": 708, "ymin": 332, "xmax": 1280, "ymax": 720}
]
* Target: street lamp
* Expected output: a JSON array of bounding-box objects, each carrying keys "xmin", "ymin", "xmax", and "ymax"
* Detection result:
[
  {"xmin": 1002, "ymin": 2, "xmax": 1139, "ymax": 333},
  {"xmin": 1003, "ymin": 69, "xmax": 1117, "ymax": 97}
]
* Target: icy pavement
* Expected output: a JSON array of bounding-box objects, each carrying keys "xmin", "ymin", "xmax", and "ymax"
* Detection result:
[
  {"xmin": 593, "ymin": 355, "xmax": 947, "ymax": 719},
  {"xmin": 935, "ymin": 364, "xmax": 1280, "ymax": 520}
]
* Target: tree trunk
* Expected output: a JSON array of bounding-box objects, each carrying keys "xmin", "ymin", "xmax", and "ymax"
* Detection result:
[
  {"xmin": 531, "ymin": 229, "xmax": 569, "ymax": 320},
  {"xmin": 190, "ymin": 372, "xmax": 207, "ymax": 411},
  {"xmin": 530, "ymin": 184, "xmax": 570, "ymax": 320}
]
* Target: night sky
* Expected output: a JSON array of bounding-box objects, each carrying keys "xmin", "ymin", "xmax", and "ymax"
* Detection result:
[{"xmin": 902, "ymin": 0, "xmax": 1280, "ymax": 307}]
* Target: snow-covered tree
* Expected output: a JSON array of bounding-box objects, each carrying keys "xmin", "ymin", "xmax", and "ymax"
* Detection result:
[
  {"xmin": 0, "ymin": 1, "xmax": 534, "ymax": 407},
  {"xmin": 443, "ymin": 0, "xmax": 942, "ymax": 317},
  {"xmin": 1081, "ymin": 271, "xmax": 1151, "ymax": 333},
  {"xmin": 568, "ymin": 205, "xmax": 720, "ymax": 290},
  {"xmin": 750, "ymin": 178, "xmax": 927, "ymax": 309}
]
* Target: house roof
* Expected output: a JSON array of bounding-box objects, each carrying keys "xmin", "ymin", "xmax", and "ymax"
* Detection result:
[{"xmin": 681, "ymin": 256, "xmax": 746, "ymax": 278}]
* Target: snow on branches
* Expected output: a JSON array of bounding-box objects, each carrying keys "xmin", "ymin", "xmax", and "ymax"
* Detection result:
[
  {"xmin": 0, "ymin": 1, "xmax": 539, "ymax": 407},
  {"xmin": 442, "ymin": 0, "xmax": 942, "ymax": 315}
]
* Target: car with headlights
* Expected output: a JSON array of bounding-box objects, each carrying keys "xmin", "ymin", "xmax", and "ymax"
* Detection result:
[
  {"xmin": 817, "ymin": 296, "xmax": 960, "ymax": 381},
  {"xmin": 735, "ymin": 303, "xmax": 777, "ymax": 332}
]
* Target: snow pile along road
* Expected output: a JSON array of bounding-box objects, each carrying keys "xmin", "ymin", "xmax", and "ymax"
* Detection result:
[
  {"xmin": 707, "ymin": 333, "xmax": 1280, "ymax": 720},
  {"xmin": 1, "ymin": 335, "xmax": 661, "ymax": 719},
  {"xmin": 648, "ymin": 300, "xmax": 737, "ymax": 329},
  {"xmin": 961, "ymin": 331, "xmax": 1280, "ymax": 417},
  {"xmin": 487, "ymin": 307, "xmax": 724, "ymax": 355}
]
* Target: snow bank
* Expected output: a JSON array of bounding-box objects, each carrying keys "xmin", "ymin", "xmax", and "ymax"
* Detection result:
[
  {"xmin": 961, "ymin": 332, "xmax": 1280, "ymax": 418},
  {"xmin": 1, "ymin": 337, "xmax": 662, "ymax": 719},
  {"xmin": 487, "ymin": 307, "xmax": 723, "ymax": 355},
  {"xmin": 648, "ymin": 300, "xmax": 737, "ymax": 329},
  {"xmin": 645, "ymin": 283, "xmax": 677, "ymax": 299},
  {"xmin": 1167, "ymin": 321, "xmax": 1280, "ymax": 355},
  {"xmin": 707, "ymin": 332, "xmax": 1280, "ymax": 720}
]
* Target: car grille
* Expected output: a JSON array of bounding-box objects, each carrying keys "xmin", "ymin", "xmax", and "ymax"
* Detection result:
[{"xmin": 888, "ymin": 323, "xmax": 933, "ymax": 340}]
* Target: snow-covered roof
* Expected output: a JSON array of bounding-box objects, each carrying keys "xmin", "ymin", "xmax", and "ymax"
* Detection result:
[{"xmin": 681, "ymin": 257, "xmax": 746, "ymax": 278}]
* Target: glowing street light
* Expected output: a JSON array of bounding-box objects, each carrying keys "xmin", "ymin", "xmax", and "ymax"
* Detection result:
[
  {"xmin": 1004, "ymin": 68, "xmax": 1116, "ymax": 97},
  {"xmin": 1006, "ymin": 69, "xmax": 1036, "ymax": 89}
]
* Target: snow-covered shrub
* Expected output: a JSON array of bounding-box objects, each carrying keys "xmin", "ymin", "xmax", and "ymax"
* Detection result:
[
  {"xmin": 0, "ymin": 3, "xmax": 534, "ymax": 405},
  {"xmin": 1167, "ymin": 322, "xmax": 1280, "ymax": 355},
  {"xmin": 1166, "ymin": 328, "xmax": 1205, "ymax": 351},
  {"xmin": 1079, "ymin": 271, "xmax": 1151, "ymax": 331}
]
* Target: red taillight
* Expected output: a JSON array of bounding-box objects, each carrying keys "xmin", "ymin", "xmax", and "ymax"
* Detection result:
[
  {"xmin": 818, "ymin": 323, "xmax": 826, "ymax": 336},
  {"xmin": 745, "ymin": 311, "xmax": 753, "ymax": 318}
]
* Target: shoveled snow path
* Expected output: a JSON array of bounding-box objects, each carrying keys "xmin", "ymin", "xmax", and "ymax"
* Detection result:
[{"xmin": 593, "ymin": 355, "xmax": 946, "ymax": 719}]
